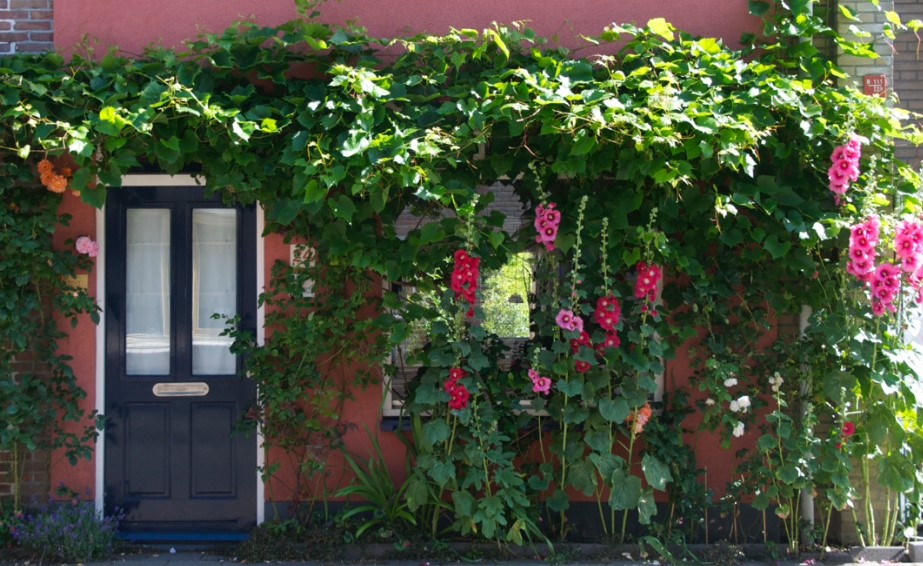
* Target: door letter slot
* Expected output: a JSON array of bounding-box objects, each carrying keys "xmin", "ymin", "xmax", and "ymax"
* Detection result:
[{"xmin": 152, "ymin": 382, "xmax": 210, "ymax": 397}]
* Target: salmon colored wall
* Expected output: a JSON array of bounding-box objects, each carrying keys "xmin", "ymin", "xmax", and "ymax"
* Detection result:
[
  {"xmin": 54, "ymin": 0, "xmax": 758, "ymax": 56},
  {"xmin": 50, "ymin": 193, "xmax": 98, "ymax": 499},
  {"xmin": 50, "ymin": 0, "xmax": 763, "ymax": 507},
  {"xmin": 52, "ymin": 195, "xmax": 766, "ymax": 505},
  {"xmin": 261, "ymin": 236, "xmax": 405, "ymax": 503}
]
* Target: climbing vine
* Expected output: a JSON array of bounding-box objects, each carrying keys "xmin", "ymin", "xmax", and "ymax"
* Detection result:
[{"xmin": 2, "ymin": 0, "xmax": 923, "ymax": 545}]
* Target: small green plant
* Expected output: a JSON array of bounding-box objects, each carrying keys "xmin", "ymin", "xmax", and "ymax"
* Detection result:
[
  {"xmin": 12, "ymin": 499, "xmax": 122, "ymax": 563},
  {"xmin": 0, "ymin": 501, "xmax": 22, "ymax": 550},
  {"xmin": 334, "ymin": 430, "xmax": 416, "ymax": 539}
]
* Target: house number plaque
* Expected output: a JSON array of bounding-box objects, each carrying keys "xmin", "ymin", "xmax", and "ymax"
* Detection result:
[{"xmin": 152, "ymin": 382, "xmax": 210, "ymax": 397}]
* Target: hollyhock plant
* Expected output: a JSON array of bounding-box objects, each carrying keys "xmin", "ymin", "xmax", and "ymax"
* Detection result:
[
  {"xmin": 445, "ymin": 367, "xmax": 471, "ymax": 411},
  {"xmin": 528, "ymin": 368, "xmax": 552, "ymax": 394},
  {"xmin": 570, "ymin": 331, "xmax": 591, "ymax": 354},
  {"xmin": 895, "ymin": 220, "xmax": 923, "ymax": 273},
  {"xmin": 634, "ymin": 262, "xmax": 662, "ymax": 315},
  {"xmin": 869, "ymin": 263, "xmax": 900, "ymax": 316},
  {"xmin": 534, "ymin": 203, "xmax": 561, "ymax": 252},
  {"xmin": 555, "ymin": 309, "xmax": 584, "ymax": 333},
  {"xmin": 842, "ymin": 421, "xmax": 856, "ymax": 438},
  {"xmin": 593, "ymin": 295, "xmax": 621, "ymax": 332},
  {"xmin": 828, "ymin": 137, "xmax": 862, "ymax": 202},
  {"xmin": 847, "ymin": 217, "xmax": 880, "ymax": 283},
  {"xmin": 596, "ymin": 332, "xmax": 621, "ymax": 353},
  {"xmin": 75, "ymin": 236, "xmax": 99, "ymax": 258},
  {"xmin": 451, "ymin": 249, "xmax": 480, "ymax": 316}
]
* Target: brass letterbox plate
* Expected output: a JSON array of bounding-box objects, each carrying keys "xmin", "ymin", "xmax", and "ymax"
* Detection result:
[{"xmin": 152, "ymin": 382, "xmax": 210, "ymax": 397}]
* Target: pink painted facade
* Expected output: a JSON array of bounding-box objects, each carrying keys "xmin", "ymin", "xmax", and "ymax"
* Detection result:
[
  {"xmin": 55, "ymin": 0, "xmax": 757, "ymax": 55},
  {"xmin": 46, "ymin": 0, "xmax": 761, "ymax": 519}
]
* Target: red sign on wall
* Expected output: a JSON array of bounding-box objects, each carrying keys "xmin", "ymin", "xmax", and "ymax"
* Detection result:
[{"xmin": 863, "ymin": 74, "xmax": 887, "ymax": 97}]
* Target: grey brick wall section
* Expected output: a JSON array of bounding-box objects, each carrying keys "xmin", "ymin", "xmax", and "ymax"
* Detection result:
[
  {"xmin": 894, "ymin": 0, "xmax": 923, "ymax": 167},
  {"xmin": 0, "ymin": 0, "xmax": 53, "ymax": 55},
  {"xmin": 837, "ymin": 0, "xmax": 895, "ymax": 87},
  {"xmin": 394, "ymin": 183, "xmax": 526, "ymax": 239}
]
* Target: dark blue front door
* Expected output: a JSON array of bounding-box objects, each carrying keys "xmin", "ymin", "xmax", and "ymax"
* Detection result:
[{"xmin": 104, "ymin": 186, "xmax": 256, "ymax": 534}]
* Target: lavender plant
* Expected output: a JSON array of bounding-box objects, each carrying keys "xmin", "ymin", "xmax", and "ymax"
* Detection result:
[{"xmin": 12, "ymin": 500, "xmax": 123, "ymax": 562}]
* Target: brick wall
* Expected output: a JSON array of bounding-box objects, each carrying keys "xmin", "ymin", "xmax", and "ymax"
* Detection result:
[
  {"xmin": 0, "ymin": 352, "xmax": 53, "ymax": 507},
  {"xmin": 837, "ymin": 0, "xmax": 895, "ymax": 89},
  {"xmin": 0, "ymin": 0, "xmax": 54, "ymax": 55},
  {"xmin": 894, "ymin": 0, "xmax": 923, "ymax": 167}
]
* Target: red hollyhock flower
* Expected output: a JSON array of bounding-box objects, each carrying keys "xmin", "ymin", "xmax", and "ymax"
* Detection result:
[
  {"xmin": 842, "ymin": 422, "xmax": 856, "ymax": 438},
  {"xmin": 570, "ymin": 331, "xmax": 591, "ymax": 353}
]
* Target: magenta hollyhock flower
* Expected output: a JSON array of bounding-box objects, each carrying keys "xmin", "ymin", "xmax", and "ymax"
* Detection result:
[
  {"xmin": 594, "ymin": 295, "xmax": 622, "ymax": 332},
  {"xmin": 634, "ymin": 262, "xmax": 662, "ymax": 303},
  {"xmin": 451, "ymin": 250, "xmax": 480, "ymax": 307}
]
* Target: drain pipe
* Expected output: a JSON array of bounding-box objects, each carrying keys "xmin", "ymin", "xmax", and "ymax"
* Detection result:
[
  {"xmin": 799, "ymin": 304, "xmax": 815, "ymax": 545},
  {"xmin": 797, "ymin": 0, "xmax": 816, "ymax": 545}
]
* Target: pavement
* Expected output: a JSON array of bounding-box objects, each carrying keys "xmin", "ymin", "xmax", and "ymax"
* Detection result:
[{"xmin": 12, "ymin": 550, "xmax": 918, "ymax": 566}]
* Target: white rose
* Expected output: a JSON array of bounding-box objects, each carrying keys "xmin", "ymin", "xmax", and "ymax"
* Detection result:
[
  {"xmin": 737, "ymin": 395, "xmax": 751, "ymax": 411},
  {"xmin": 724, "ymin": 378, "xmax": 738, "ymax": 388},
  {"xmin": 729, "ymin": 399, "xmax": 740, "ymax": 412},
  {"xmin": 733, "ymin": 421, "xmax": 745, "ymax": 437},
  {"xmin": 705, "ymin": 398, "xmax": 716, "ymax": 406}
]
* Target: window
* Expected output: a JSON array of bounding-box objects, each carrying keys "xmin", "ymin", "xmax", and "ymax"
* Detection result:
[
  {"xmin": 289, "ymin": 243, "xmax": 315, "ymax": 297},
  {"xmin": 381, "ymin": 253, "xmax": 535, "ymax": 417},
  {"xmin": 382, "ymin": 280, "xmax": 432, "ymax": 416}
]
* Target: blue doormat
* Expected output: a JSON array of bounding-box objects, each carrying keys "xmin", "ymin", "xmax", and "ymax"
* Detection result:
[{"xmin": 118, "ymin": 532, "xmax": 249, "ymax": 543}]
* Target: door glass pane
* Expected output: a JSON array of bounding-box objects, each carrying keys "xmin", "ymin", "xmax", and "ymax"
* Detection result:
[
  {"xmin": 126, "ymin": 209, "xmax": 171, "ymax": 376},
  {"xmin": 192, "ymin": 209, "xmax": 237, "ymax": 375}
]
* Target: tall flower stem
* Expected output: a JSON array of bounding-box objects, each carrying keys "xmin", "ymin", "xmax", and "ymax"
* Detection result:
[{"xmin": 619, "ymin": 430, "xmax": 638, "ymax": 544}]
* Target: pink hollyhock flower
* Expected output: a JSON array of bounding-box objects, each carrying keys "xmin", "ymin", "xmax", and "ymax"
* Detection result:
[
  {"xmin": 532, "ymin": 376, "xmax": 552, "ymax": 394},
  {"xmin": 828, "ymin": 137, "xmax": 862, "ymax": 201},
  {"xmin": 555, "ymin": 309, "xmax": 575, "ymax": 330},
  {"xmin": 528, "ymin": 368, "xmax": 552, "ymax": 395},
  {"xmin": 75, "ymin": 236, "xmax": 99, "ymax": 258},
  {"xmin": 847, "ymin": 218, "xmax": 881, "ymax": 282},
  {"xmin": 556, "ymin": 309, "xmax": 584, "ymax": 332},
  {"xmin": 534, "ymin": 203, "xmax": 561, "ymax": 252}
]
